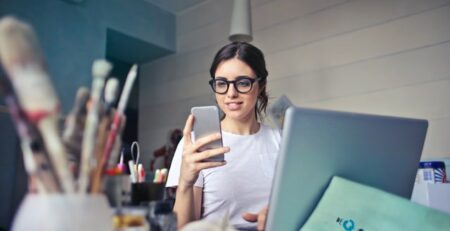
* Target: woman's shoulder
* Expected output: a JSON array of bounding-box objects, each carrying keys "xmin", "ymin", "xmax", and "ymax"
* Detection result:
[
  {"xmin": 260, "ymin": 123, "xmax": 282, "ymax": 139},
  {"xmin": 260, "ymin": 123, "xmax": 280, "ymax": 132}
]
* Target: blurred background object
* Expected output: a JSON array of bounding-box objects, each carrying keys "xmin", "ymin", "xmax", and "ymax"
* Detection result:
[{"xmin": 150, "ymin": 128, "xmax": 182, "ymax": 172}]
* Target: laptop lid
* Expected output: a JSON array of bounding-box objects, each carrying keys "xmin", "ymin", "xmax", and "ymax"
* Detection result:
[{"xmin": 266, "ymin": 107, "xmax": 428, "ymax": 230}]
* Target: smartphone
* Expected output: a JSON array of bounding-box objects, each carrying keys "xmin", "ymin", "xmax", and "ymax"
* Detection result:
[{"xmin": 190, "ymin": 106, "xmax": 224, "ymax": 162}]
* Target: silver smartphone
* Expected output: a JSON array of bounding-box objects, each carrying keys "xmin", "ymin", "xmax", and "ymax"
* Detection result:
[{"xmin": 190, "ymin": 106, "xmax": 224, "ymax": 162}]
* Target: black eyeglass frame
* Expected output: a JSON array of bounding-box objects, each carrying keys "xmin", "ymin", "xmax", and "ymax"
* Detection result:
[{"xmin": 208, "ymin": 76, "xmax": 262, "ymax": 94}]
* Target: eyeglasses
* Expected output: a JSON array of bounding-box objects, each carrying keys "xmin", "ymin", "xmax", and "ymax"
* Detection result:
[{"xmin": 209, "ymin": 76, "xmax": 262, "ymax": 94}]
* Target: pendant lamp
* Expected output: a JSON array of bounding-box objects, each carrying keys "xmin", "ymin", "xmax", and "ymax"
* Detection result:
[{"xmin": 229, "ymin": 0, "xmax": 253, "ymax": 42}]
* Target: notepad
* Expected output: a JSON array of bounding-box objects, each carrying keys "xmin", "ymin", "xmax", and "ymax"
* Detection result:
[{"xmin": 301, "ymin": 176, "xmax": 450, "ymax": 231}]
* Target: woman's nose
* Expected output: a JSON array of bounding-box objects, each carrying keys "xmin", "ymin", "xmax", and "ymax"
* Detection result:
[{"xmin": 227, "ymin": 83, "xmax": 238, "ymax": 98}]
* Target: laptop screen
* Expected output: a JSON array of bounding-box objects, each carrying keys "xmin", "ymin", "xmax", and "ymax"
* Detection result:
[{"xmin": 266, "ymin": 107, "xmax": 428, "ymax": 230}]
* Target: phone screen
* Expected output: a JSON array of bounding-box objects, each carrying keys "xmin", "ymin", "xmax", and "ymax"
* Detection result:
[{"xmin": 191, "ymin": 106, "xmax": 224, "ymax": 162}]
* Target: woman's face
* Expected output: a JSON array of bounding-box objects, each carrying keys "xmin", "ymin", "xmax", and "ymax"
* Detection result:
[{"xmin": 213, "ymin": 58, "xmax": 260, "ymax": 122}]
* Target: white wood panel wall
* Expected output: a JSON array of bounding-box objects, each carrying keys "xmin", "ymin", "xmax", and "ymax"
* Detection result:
[{"xmin": 139, "ymin": 0, "xmax": 450, "ymax": 167}]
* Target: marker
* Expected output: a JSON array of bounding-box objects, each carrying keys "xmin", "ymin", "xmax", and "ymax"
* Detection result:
[
  {"xmin": 160, "ymin": 168, "xmax": 168, "ymax": 183},
  {"xmin": 128, "ymin": 160, "xmax": 137, "ymax": 183},
  {"xmin": 153, "ymin": 169, "xmax": 160, "ymax": 183},
  {"xmin": 138, "ymin": 163, "xmax": 145, "ymax": 183},
  {"xmin": 116, "ymin": 150, "xmax": 125, "ymax": 173}
]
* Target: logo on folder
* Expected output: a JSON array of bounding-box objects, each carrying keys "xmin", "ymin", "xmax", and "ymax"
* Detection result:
[{"xmin": 336, "ymin": 217, "xmax": 364, "ymax": 231}]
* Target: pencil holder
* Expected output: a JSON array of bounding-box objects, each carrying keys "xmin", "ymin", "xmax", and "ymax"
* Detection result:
[
  {"xmin": 131, "ymin": 182, "xmax": 165, "ymax": 205},
  {"xmin": 103, "ymin": 175, "xmax": 132, "ymax": 207},
  {"xmin": 11, "ymin": 194, "xmax": 113, "ymax": 231}
]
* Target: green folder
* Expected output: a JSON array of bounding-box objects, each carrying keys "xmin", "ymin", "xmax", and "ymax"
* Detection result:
[{"xmin": 301, "ymin": 176, "xmax": 450, "ymax": 231}]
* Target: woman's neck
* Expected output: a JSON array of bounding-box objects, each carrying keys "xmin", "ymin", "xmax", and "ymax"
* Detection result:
[{"xmin": 221, "ymin": 115, "xmax": 260, "ymax": 135}]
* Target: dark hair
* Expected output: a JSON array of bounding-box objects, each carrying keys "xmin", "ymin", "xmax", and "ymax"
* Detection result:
[{"xmin": 209, "ymin": 42, "xmax": 269, "ymax": 120}]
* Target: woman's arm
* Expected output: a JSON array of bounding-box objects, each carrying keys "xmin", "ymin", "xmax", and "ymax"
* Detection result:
[
  {"xmin": 172, "ymin": 114, "xmax": 229, "ymax": 229},
  {"xmin": 173, "ymin": 185, "xmax": 202, "ymax": 228}
]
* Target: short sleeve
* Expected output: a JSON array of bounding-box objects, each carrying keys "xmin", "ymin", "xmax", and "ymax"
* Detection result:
[{"xmin": 165, "ymin": 136, "xmax": 204, "ymax": 188}]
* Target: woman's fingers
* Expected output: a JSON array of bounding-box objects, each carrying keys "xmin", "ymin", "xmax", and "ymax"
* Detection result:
[
  {"xmin": 242, "ymin": 212, "xmax": 258, "ymax": 222},
  {"xmin": 182, "ymin": 115, "xmax": 222, "ymax": 153},
  {"xmin": 242, "ymin": 206, "xmax": 269, "ymax": 231},
  {"xmin": 257, "ymin": 207, "xmax": 268, "ymax": 231},
  {"xmin": 190, "ymin": 132, "xmax": 222, "ymax": 151},
  {"xmin": 190, "ymin": 146, "xmax": 229, "ymax": 162},
  {"xmin": 195, "ymin": 161, "xmax": 226, "ymax": 171},
  {"xmin": 183, "ymin": 114, "xmax": 194, "ymax": 146},
  {"xmin": 180, "ymin": 114, "xmax": 227, "ymax": 184}
]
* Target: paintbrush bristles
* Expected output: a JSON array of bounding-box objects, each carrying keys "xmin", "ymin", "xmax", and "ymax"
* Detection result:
[
  {"xmin": 0, "ymin": 17, "xmax": 44, "ymax": 69},
  {"xmin": 92, "ymin": 59, "xmax": 112, "ymax": 79},
  {"xmin": 104, "ymin": 78, "xmax": 119, "ymax": 105},
  {"xmin": 0, "ymin": 17, "xmax": 58, "ymax": 114}
]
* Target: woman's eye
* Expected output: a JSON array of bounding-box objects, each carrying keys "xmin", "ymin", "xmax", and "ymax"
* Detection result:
[
  {"xmin": 237, "ymin": 80, "xmax": 251, "ymax": 87},
  {"xmin": 216, "ymin": 81, "xmax": 227, "ymax": 87}
]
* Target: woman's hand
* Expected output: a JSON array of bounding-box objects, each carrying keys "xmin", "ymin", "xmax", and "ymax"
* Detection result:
[
  {"xmin": 242, "ymin": 206, "xmax": 269, "ymax": 231},
  {"xmin": 179, "ymin": 114, "xmax": 229, "ymax": 187}
]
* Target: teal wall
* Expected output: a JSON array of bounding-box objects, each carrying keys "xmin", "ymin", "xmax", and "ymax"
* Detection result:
[
  {"xmin": 0, "ymin": 0, "xmax": 175, "ymax": 112},
  {"xmin": 0, "ymin": 0, "xmax": 175, "ymax": 229}
]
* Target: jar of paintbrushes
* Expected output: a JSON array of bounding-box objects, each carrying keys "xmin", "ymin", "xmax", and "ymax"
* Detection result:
[{"xmin": 0, "ymin": 16, "xmax": 140, "ymax": 231}]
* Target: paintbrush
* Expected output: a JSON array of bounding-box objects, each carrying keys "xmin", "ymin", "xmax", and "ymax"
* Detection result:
[
  {"xmin": 93, "ymin": 64, "xmax": 137, "ymax": 192},
  {"xmin": 95, "ymin": 78, "xmax": 119, "ymax": 165},
  {"xmin": 104, "ymin": 78, "xmax": 120, "ymax": 113},
  {"xmin": 0, "ymin": 76, "xmax": 61, "ymax": 193},
  {"xmin": 63, "ymin": 87, "xmax": 90, "ymax": 176},
  {"xmin": 103, "ymin": 65, "xmax": 137, "ymax": 163},
  {"xmin": 90, "ymin": 77, "xmax": 120, "ymax": 193},
  {"xmin": 78, "ymin": 59, "xmax": 112, "ymax": 193},
  {"xmin": 0, "ymin": 16, "xmax": 75, "ymax": 192}
]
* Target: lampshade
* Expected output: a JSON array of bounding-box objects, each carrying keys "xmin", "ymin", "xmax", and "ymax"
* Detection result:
[{"xmin": 229, "ymin": 0, "xmax": 253, "ymax": 42}]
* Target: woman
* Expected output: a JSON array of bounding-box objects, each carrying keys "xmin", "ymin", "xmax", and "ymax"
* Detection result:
[{"xmin": 166, "ymin": 42, "xmax": 281, "ymax": 231}]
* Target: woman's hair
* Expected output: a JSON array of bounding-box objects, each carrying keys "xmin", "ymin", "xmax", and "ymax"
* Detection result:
[{"xmin": 209, "ymin": 42, "xmax": 269, "ymax": 120}]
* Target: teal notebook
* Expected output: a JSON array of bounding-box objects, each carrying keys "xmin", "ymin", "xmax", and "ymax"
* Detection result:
[{"xmin": 301, "ymin": 176, "xmax": 450, "ymax": 231}]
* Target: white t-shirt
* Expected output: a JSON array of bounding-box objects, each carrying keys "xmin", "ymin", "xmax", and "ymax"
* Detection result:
[{"xmin": 166, "ymin": 124, "xmax": 281, "ymax": 230}]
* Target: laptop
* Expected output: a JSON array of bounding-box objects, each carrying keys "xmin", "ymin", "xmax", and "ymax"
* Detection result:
[{"xmin": 266, "ymin": 107, "xmax": 428, "ymax": 231}]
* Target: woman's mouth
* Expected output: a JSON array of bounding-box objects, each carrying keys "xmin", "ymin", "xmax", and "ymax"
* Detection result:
[{"xmin": 225, "ymin": 102, "xmax": 243, "ymax": 110}]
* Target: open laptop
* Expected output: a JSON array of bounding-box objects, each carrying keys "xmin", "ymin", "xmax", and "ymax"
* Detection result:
[{"xmin": 266, "ymin": 107, "xmax": 428, "ymax": 231}]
